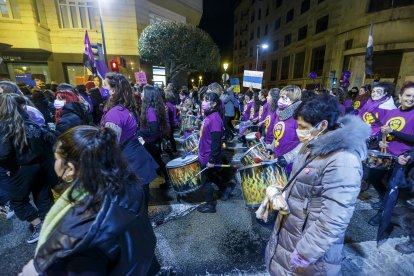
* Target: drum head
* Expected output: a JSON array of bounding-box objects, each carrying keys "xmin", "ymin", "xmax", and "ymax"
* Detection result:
[
  {"xmin": 167, "ymin": 154, "xmax": 198, "ymax": 168},
  {"xmin": 246, "ymin": 132, "xmax": 257, "ymax": 140}
]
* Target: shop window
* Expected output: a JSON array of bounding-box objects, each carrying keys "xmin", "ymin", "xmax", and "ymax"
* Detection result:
[
  {"xmin": 63, "ymin": 64, "xmax": 92, "ymax": 85},
  {"xmin": 0, "ymin": 0, "xmax": 19, "ymax": 18},
  {"xmin": 58, "ymin": 0, "xmax": 96, "ymax": 29},
  {"xmin": 7, "ymin": 63, "xmax": 51, "ymax": 86}
]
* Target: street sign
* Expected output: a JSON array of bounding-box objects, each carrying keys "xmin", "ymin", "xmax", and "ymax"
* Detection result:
[
  {"xmin": 222, "ymin": 73, "xmax": 229, "ymax": 81},
  {"xmin": 135, "ymin": 71, "xmax": 147, "ymax": 84}
]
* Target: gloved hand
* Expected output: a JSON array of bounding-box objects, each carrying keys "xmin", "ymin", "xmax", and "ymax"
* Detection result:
[
  {"xmin": 276, "ymin": 156, "xmax": 287, "ymax": 167},
  {"xmin": 290, "ymin": 249, "xmax": 310, "ymax": 268}
]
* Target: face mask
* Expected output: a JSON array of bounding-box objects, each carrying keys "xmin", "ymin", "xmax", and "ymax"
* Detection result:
[
  {"xmin": 54, "ymin": 99, "xmax": 65, "ymax": 109},
  {"xmin": 277, "ymin": 97, "xmax": 292, "ymax": 109},
  {"xmin": 201, "ymin": 101, "xmax": 211, "ymax": 111},
  {"xmin": 296, "ymin": 122, "xmax": 324, "ymax": 143}
]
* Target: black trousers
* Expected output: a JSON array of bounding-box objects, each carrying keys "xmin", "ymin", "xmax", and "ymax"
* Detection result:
[
  {"xmin": 9, "ymin": 161, "xmax": 56, "ymax": 222},
  {"xmin": 144, "ymin": 142, "xmax": 169, "ymax": 182},
  {"xmin": 0, "ymin": 167, "xmax": 11, "ymax": 206},
  {"xmin": 224, "ymin": 116, "xmax": 235, "ymax": 139},
  {"xmin": 169, "ymin": 127, "xmax": 177, "ymax": 152},
  {"xmin": 363, "ymin": 166, "xmax": 391, "ymax": 199}
]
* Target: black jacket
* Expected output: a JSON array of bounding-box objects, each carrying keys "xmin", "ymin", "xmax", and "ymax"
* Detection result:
[
  {"xmin": 32, "ymin": 98, "xmax": 55, "ymax": 123},
  {"xmin": 56, "ymin": 102, "xmax": 88, "ymax": 134},
  {"xmin": 34, "ymin": 183, "xmax": 157, "ymax": 275}
]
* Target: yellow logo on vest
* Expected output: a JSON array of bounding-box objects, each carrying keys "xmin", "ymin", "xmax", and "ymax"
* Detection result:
[
  {"xmin": 354, "ymin": 101, "xmax": 361, "ymax": 109},
  {"xmin": 264, "ymin": 115, "xmax": 271, "ymax": 132},
  {"xmin": 273, "ymin": 121, "xmax": 285, "ymax": 147},
  {"xmin": 250, "ymin": 105, "xmax": 255, "ymax": 119},
  {"xmin": 259, "ymin": 106, "xmax": 263, "ymax": 118},
  {"xmin": 362, "ymin": 112, "xmax": 378, "ymax": 125},
  {"xmin": 386, "ymin": 116, "xmax": 405, "ymax": 132}
]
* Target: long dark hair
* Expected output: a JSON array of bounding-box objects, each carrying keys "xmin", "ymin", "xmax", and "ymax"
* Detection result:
[
  {"xmin": 105, "ymin": 73, "xmax": 140, "ymax": 121},
  {"xmin": 55, "ymin": 126, "xmax": 139, "ymax": 210},
  {"xmin": 0, "ymin": 93, "xmax": 28, "ymax": 152},
  {"xmin": 268, "ymin": 88, "xmax": 280, "ymax": 112},
  {"xmin": 140, "ymin": 85, "xmax": 168, "ymax": 136},
  {"xmin": 204, "ymin": 92, "xmax": 223, "ymax": 118}
]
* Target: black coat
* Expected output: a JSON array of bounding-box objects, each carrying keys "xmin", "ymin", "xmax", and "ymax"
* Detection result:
[
  {"xmin": 32, "ymin": 98, "xmax": 55, "ymax": 123},
  {"xmin": 34, "ymin": 183, "xmax": 157, "ymax": 275},
  {"xmin": 56, "ymin": 102, "xmax": 88, "ymax": 134}
]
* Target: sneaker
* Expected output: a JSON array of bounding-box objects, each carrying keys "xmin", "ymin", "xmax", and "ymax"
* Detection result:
[
  {"xmin": 368, "ymin": 212, "xmax": 382, "ymax": 226},
  {"xmin": 4, "ymin": 203, "xmax": 14, "ymax": 220},
  {"xmin": 27, "ymin": 222, "xmax": 42, "ymax": 244},
  {"xmin": 395, "ymin": 240, "xmax": 414, "ymax": 254},
  {"xmin": 406, "ymin": 199, "xmax": 414, "ymax": 208},
  {"xmin": 371, "ymin": 200, "xmax": 384, "ymax": 210},
  {"xmin": 196, "ymin": 203, "xmax": 216, "ymax": 213}
]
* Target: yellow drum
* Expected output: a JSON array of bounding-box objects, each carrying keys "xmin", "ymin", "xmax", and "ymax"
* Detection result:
[{"xmin": 166, "ymin": 155, "xmax": 202, "ymax": 194}]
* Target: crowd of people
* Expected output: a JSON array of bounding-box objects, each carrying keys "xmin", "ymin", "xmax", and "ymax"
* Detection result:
[{"xmin": 0, "ymin": 74, "xmax": 414, "ymax": 275}]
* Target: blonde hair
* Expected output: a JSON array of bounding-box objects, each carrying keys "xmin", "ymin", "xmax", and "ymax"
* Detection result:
[{"xmin": 281, "ymin": 85, "xmax": 301, "ymax": 102}]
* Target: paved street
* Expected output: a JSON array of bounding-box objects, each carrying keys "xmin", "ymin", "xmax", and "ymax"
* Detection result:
[{"xmin": 1, "ymin": 141, "xmax": 414, "ymax": 275}]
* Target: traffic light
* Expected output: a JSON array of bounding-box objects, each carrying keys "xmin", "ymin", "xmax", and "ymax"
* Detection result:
[{"xmin": 110, "ymin": 60, "xmax": 119, "ymax": 72}]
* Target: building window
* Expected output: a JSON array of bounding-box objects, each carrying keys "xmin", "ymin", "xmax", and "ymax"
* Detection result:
[
  {"xmin": 298, "ymin": 25, "xmax": 307, "ymax": 41},
  {"xmin": 249, "ymin": 47, "xmax": 253, "ymax": 57},
  {"xmin": 251, "ymin": 12, "xmax": 254, "ymax": 22},
  {"xmin": 257, "ymin": 26, "xmax": 260, "ymax": 38},
  {"xmin": 258, "ymin": 9, "xmax": 261, "ymax": 20},
  {"xmin": 272, "ymin": 40, "xmax": 279, "ymax": 51},
  {"xmin": 276, "ymin": 0, "xmax": 283, "ymax": 8},
  {"xmin": 274, "ymin": 18, "xmax": 281, "ymax": 30},
  {"xmin": 315, "ymin": 15, "xmax": 329, "ymax": 34},
  {"xmin": 153, "ymin": 66, "xmax": 166, "ymax": 87},
  {"xmin": 311, "ymin": 45, "xmax": 326, "ymax": 76},
  {"xmin": 318, "ymin": 0, "xmax": 325, "ymax": 3},
  {"xmin": 344, "ymin": 39, "xmax": 353, "ymax": 50},
  {"xmin": 239, "ymin": 40, "xmax": 242, "ymax": 48},
  {"xmin": 266, "ymin": 5, "xmax": 269, "ymax": 16},
  {"xmin": 293, "ymin": 52, "xmax": 305, "ymax": 78},
  {"xmin": 264, "ymin": 24, "xmax": 268, "ymax": 35},
  {"xmin": 58, "ymin": 0, "xmax": 96, "ymax": 29},
  {"xmin": 0, "ymin": 0, "xmax": 19, "ymax": 18},
  {"xmin": 301, "ymin": 0, "xmax": 310, "ymax": 14},
  {"xmin": 249, "ymin": 63, "xmax": 253, "ymax": 70},
  {"xmin": 63, "ymin": 64, "xmax": 93, "ymax": 84},
  {"xmin": 250, "ymin": 31, "xmax": 254, "ymax": 40},
  {"xmin": 284, "ymin": 34, "xmax": 292, "ymax": 47},
  {"xmin": 270, "ymin": 60, "xmax": 278, "ymax": 81},
  {"xmin": 286, "ymin": 9, "xmax": 294, "ymax": 23},
  {"xmin": 234, "ymin": 43, "xmax": 237, "ymax": 50},
  {"xmin": 239, "ymin": 65, "xmax": 245, "ymax": 73},
  {"xmin": 368, "ymin": 0, "xmax": 414, "ymax": 12},
  {"xmin": 7, "ymin": 63, "xmax": 51, "ymax": 85},
  {"xmin": 149, "ymin": 13, "xmax": 169, "ymax": 24},
  {"xmin": 281, "ymin": 56, "xmax": 290, "ymax": 80},
  {"xmin": 262, "ymin": 60, "xmax": 267, "ymax": 70}
]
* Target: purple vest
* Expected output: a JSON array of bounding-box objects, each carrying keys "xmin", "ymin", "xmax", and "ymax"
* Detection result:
[
  {"xmin": 359, "ymin": 97, "xmax": 395, "ymax": 135},
  {"xmin": 242, "ymin": 101, "xmax": 254, "ymax": 121},
  {"xmin": 272, "ymin": 116, "xmax": 300, "ymax": 157},
  {"xmin": 198, "ymin": 111, "xmax": 223, "ymax": 165}
]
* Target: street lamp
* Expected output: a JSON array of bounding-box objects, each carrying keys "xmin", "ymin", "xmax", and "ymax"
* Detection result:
[
  {"xmin": 198, "ymin": 75, "xmax": 203, "ymax": 86},
  {"xmin": 256, "ymin": 43, "xmax": 268, "ymax": 71},
  {"xmin": 223, "ymin": 63, "xmax": 229, "ymax": 71},
  {"xmin": 97, "ymin": 0, "xmax": 108, "ymax": 66}
]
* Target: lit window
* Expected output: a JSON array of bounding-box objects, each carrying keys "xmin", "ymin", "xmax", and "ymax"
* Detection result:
[
  {"xmin": 57, "ymin": 0, "xmax": 96, "ymax": 29},
  {"xmin": 0, "ymin": 0, "xmax": 19, "ymax": 18},
  {"xmin": 153, "ymin": 66, "xmax": 166, "ymax": 87}
]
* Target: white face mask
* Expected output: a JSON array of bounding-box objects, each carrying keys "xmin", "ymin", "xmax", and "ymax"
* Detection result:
[
  {"xmin": 54, "ymin": 99, "xmax": 65, "ymax": 109},
  {"xmin": 296, "ymin": 122, "xmax": 324, "ymax": 143}
]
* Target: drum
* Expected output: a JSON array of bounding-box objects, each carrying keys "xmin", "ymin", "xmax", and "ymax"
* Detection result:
[
  {"xmin": 364, "ymin": 150, "xmax": 396, "ymax": 170},
  {"xmin": 238, "ymin": 161, "xmax": 287, "ymax": 207},
  {"xmin": 240, "ymin": 143, "xmax": 268, "ymax": 166},
  {"xmin": 181, "ymin": 115, "xmax": 198, "ymax": 132},
  {"xmin": 245, "ymin": 132, "xmax": 259, "ymax": 147},
  {"xmin": 182, "ymin": 133, "xmax": 199, "ymax": 153},
  {"xmin": 235, "ymin": 121, "xmax": 252, "ymax": 130},
  {"xmin": 166, "ymin": 155, "xmax": 202, "ymax": 194}
]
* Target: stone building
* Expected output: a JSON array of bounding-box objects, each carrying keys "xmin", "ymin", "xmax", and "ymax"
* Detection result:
[
  {"xmin": 0, "ymin": 0, "xmax": 202, "ymax": 85},
  {"xmin": 233, "ymin": 0, "xmax": 414, "ymax": 91}
]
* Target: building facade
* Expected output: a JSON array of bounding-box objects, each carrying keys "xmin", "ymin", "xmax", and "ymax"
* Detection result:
[
  {"xmin": 233, "ymin": 0, "xmax": 414, "ymax": 91},
  {"xmin": 0, "ymin": 0, "xmax": 202, "ymax": 85}
]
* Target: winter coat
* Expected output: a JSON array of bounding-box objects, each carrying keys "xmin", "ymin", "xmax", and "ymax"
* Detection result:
[
  {"xmin": 55, "ymin": 102, "xmax": 88, "ymax": 134},
  {"xmin": 32, "ymin": 98, "xmax": 55, "ymax": 123},
  {"xmin": 220, "ymin": 90, "xmax": 235, "ymax": 117},
  {"xmin": 265, "ymin": 115, "xmax": 371, "ymax": 275},
  {"xmin": 34, "ymin": 182, "xmax": 156, "ymax": 275}
]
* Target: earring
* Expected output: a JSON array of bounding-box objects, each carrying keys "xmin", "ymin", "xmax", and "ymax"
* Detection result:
[{"xmin": 62, "ymin": 173, "xmax": 74, "ymax": 183}]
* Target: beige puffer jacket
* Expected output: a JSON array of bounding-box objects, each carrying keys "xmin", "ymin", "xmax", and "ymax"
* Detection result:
[{"xmin": 265, "ymin": 115, "xmax": 371, "ymax": 275}]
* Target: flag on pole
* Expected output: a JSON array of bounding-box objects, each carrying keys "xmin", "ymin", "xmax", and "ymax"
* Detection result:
[
  {"xmin": 243, "ymin": 70, "xmax": 263, "ymax": 89},
  {"xmin": 83, "ymin": 31, "xmax": 94, "ymax": 72},
  {"xmin": 95, "ymin": 60, "xmax": 109, "ymax": 80},
  {"xmin": 365, "ymin": 23, "xmax": 374, "ymax": 76}
]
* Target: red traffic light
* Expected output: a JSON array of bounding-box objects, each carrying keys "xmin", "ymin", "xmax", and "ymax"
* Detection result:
[{"xmin": 110, "ymin": 60, "xmax": 119, "ymax": 72}]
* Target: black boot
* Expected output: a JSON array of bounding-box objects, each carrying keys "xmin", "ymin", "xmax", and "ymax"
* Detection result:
[
  {"xmin": 371, "ymin": 200, "xmax": 384, "ymax": 210},
  {"xmin": 221, "ymin": 181, "xmax": 236, "ymax": 201},
  {"xmin": 368, "ymin": 211, "xmax": 382, "ymax": 226},
  {"xmin": 395, "ymin": 239, "xmax": 414, "ymax": 254},
  {"xmin": 197, "ymin": 203, "xmax": 216, "ymax": 213}
]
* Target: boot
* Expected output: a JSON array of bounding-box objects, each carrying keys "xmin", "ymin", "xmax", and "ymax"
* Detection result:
[
  {"xmin": 371, "ymin": 200, "xmax": 384, "ymax": 210},
  {"xmin": 368, "ymin": 211, "xmax": 382, "ymax": 226},
  {"xmin": 395, "ymin": 239, "xmax": 414, "ymax": 254},
  {"xmin": 221, "ymin": 181, "xmax": 236, "ymax": 201},
  {"xmin": 197, "ymin": 203, "xmax": 216, "ymax": 213}
]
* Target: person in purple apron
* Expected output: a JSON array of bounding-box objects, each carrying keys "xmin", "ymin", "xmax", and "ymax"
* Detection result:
[
  {"xmin": 197, "ymin": 92, "xmax": 235, "ymax": 213},
  {"xmin": 237, "ymin": 91, "xmax": 255, "ymax": 142},
  {"xmin": 263, "ymin": 88, "xmax": 281, "ymax": 145},
  {"xmin": 352, "ymin": 85, "xmax": 370, "ymax": 114},
  {"xmin": 367, "ymin": 81, "xmax": 414, "ymax": 226},
  {"xmin": 268, "ymin": 85, "xmax": 302, "ymax": 175},
  {"xmin": 101, "ymin": 73, "xmax": 159, "ymax": 209},
  {"xmin": 255, "ymin": 89, "xmax": 269, "ymax": 133},
  {"xmin": 165, "ymin": 91, "xmax": 179, "ymax": 153}
]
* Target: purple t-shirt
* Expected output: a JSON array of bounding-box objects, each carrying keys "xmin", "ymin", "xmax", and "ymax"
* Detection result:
[
  {"xmin": 242, "ymin": 101, "xmax": 254, "ymax": 121},
  {"xmin": 101, "ymin": 105, "xmax": 137, "ymax": 144},
  {"xmin": 166, "ymin": 102, "xmax": 179, "ymax": 127},
  {"xmin": 265, "ymin": 110, "xmax": 277, "ymax": 144},
  {"xmin": 359, "ymin": 97, "xmax": 395, "ymax": 135},
  {"xmin": 259, "ymin": 102, "xmax": 269, "ymax": 123},
  {"xmin": 380, "ymin": 108, "xmax": 414, "ymax": 156},
  {"xmin": 272, "ymin": 116, "xmax": 300, "ymax": 158},
  {"xmin": 198, "ymin": 111, "xmax": 223, "ymax": 165},
  {"xmin": 140, "ymin": 107, "xmax": 162, "ymax": 143},
  {"xmin": 344, "ymin": 99, "xmax": 352, "ymax": 109}
]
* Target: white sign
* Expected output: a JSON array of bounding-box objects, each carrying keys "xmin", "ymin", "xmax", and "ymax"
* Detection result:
[{"xmin": 243, "ymin": 70, "xmax": 263, "ymax": 89}]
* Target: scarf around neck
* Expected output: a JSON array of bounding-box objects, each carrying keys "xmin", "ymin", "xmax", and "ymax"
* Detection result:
[{"xmin": 277, "ymin": 101, "xmax": 302, "ymax": 121}]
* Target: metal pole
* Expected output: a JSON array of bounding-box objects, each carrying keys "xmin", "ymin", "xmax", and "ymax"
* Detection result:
[
  {"xmin": 255, "ymin": 45, "xmax": 259, "ymax": 71},
  {"xmin": 98, "ymin": 0, "xmax": 108, "ymax": 66}
]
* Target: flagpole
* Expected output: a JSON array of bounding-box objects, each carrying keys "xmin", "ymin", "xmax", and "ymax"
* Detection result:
[{"xmin": 98, "ymin": 0, "xmax": 108, "ymax": 66}]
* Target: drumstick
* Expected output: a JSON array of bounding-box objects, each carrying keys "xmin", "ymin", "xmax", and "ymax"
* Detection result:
[
  {"xmin": 255, "ymin": 132, "xmax": 266, "ymax": 149},
  {"xmin": 253, "ymin": 157, "xmax": 263, "ymax": 163},
  {"xmin": 181, "ymin": 147, "xmax": 198, "ymax": 159},
  {"xmin": 381, "ymin": 133, "xmax": 387, "ymax": 154}
]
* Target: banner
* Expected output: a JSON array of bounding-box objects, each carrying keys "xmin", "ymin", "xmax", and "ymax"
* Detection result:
[
  {"xmin": 15, "ymin": 74, "xmax": 35, "ymax": 86},
  {"xmin": 365, "ymin": 23, "xmax": 374, "ymax": 76},
  {"xmin": 243, "ymin": 70, "xmax": 263, "ymax": 89},
  {"xmin": 135, "ymin": 71, "xmax": 147, "ymax": 84},
  {"xmin": 83, "ymin": 31, "xmax": 94, "ymax": 73},
  {"xmin": 230, "ymin": 78, "xmax": 240, "ymax": 93}
]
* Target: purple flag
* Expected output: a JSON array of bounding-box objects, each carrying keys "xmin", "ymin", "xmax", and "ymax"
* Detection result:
[
  {"xmin": 95, "ymin": 60, "xmax": 109, "ymax": 80},
  {"xmin": 365, "ymin": 23, "xmax": 374, "ymax": 76},
  {"xmin": 83, "ymin": 31, "xmax": 94, "ymax": 72}
]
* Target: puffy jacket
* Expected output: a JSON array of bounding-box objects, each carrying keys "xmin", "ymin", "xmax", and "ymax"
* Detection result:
[
  {"xmin": 265, "ymin": 115, "xmax": 370, "ymax": 275},
  {"xmin": 220, "ymin": 90, "xmax": 235, "ymax": 117},
  {"xmin": 56, "ymin": 102, "xmax": 88, "ymax": 134},
  {"xmin": 34, "ymin": 182, "xmax": 156, "ymax": 275}
]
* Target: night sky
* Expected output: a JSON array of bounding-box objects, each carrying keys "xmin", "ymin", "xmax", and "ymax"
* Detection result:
[{"xmin": 199, "ymin": 0, "xmax": 236, "ymax": 63}]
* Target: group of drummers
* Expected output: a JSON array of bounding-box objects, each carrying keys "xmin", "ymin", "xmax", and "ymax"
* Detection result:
[{"xmin": 167, "ymin": 80, "xmax": 414, "ymax": 222}]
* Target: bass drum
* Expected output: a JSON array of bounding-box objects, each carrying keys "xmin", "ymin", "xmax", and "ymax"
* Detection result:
[
  {"xmin": 166, "ymin": 155, "xmax": 202, "ymax": 194},
  {"xmin": 182, "ymin": 133, "xmax": 199, "ymax": 153},
  {"xmin": 240, "ymin": 143, "xmax": 267, "ymax": 166}
]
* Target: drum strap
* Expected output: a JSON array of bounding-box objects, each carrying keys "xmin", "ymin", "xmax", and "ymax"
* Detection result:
[
  {"xmin": 281, "ymin": 156, "xmax": 318, "ymax": 193},
  {"xmin": 367, "ymin": 111, "xmax": 383, "ymax": 127}
]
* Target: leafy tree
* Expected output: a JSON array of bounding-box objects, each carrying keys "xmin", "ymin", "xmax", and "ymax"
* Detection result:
[{"xmin": 139, "ymin": 22, "xmax": 220, "ymax": 82}]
